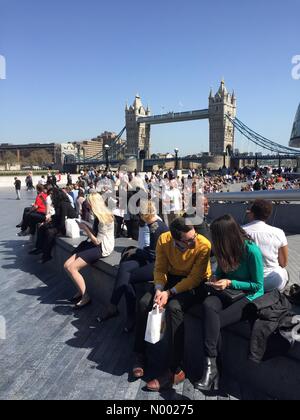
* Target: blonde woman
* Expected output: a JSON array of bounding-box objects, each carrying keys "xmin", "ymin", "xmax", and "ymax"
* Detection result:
[
  {"xmin": 98, "ymin": 200, "xmax": 169, "ymax": 332},
  {"xmin": 64, "ymin": 192, "xmax": 115, "ymax": 308}
]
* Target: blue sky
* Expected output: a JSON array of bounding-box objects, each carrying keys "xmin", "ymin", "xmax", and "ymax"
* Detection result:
[{"xmin": 0, "ymin": 0, "xmax": 299, "ymax": 155}]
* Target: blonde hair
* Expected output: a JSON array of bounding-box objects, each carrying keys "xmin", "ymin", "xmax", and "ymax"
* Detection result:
[
  {"xmin": 140, "ymin": 199, "xmax": 157, "ymax": 224},
  {"xmin": 87, "ymin": 192, "xmax": 114, "ymax": 225}
]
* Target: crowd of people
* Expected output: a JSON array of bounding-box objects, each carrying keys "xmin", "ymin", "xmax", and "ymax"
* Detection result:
[{"xmin": 14, "ymin": 165, "xmax": 299, "ymax": 393}]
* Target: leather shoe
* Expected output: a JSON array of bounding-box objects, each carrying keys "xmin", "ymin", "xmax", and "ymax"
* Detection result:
[{"xmin": 146, "ymin": 369, "xmax": 185, "ymax": 392}]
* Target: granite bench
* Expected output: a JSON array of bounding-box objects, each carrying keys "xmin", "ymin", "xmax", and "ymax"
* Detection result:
[{"xmin": 51, "ymin": 235, "xmax": 300, "ymax": 400}]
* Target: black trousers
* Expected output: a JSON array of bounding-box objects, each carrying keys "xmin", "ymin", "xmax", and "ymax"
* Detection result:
[
  {"xmin": 21, "ymin": 208, "xmax": 45, "ymax": 235},
  {"xmin": 110, "ymin": 260, "xmax": 154, "ymax": 316},
  {"xmin": 202, "ymin": 295, "xmax": 249, "ymax": 358},
  {"xmin": 36, "ymin": 224, "xmax": 58, "ymax": 258},
  {"xmin": 134, "ymin": 276, "xmax": 207, "ymax": 373}
]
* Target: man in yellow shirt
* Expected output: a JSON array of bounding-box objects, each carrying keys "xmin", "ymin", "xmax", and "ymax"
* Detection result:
[{"xmin": 132, "ymin": 217, "xmax": 211, "ymax": 391}]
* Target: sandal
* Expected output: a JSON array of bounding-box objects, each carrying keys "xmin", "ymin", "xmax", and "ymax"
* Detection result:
[{"xmin": 75, "ymin": 294, "xmax": 91, "ymax": 309}]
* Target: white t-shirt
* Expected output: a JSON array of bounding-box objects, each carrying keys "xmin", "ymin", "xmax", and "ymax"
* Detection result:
[
  {"xmin": 163, "ymin": 188, "xmax": 182, "ymax": 212},
  {"xmin": 243, "ymin": 220, "xmax": 288, "ymax": 276}
]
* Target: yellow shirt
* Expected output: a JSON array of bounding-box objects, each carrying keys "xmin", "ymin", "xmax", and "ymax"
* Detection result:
[{"xmin": 154, "ymin": 231, "xmax": 212, "ymax": 294}]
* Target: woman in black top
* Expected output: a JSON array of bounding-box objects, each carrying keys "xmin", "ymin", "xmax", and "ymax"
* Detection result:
[
  {"xmin": 98, "ymin": 199, "xmax": 169, "ymax": 332},
  {"xmin": 30, "ymin": 188, "xmax": 77, "ymax": 263}
]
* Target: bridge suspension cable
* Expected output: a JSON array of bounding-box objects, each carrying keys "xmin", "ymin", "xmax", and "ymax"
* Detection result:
[
  {"xmin": 76, "ymin": 126, "xmax": 126, "ymax": 164},
  {"xmin": 226, "ymin": 115, "xmax": 300, "ymax": 156}
]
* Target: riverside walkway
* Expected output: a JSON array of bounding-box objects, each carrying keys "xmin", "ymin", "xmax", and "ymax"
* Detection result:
[{"xmin": 0, "ymin": 187, "xmax": 299, "ymax": 400}]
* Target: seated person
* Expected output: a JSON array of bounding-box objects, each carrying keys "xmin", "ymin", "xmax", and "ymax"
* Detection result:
[
  {"xmin": 184, "ymin": 195, "xmax": 211, "ymax": 242},
  {"xmin": 243, "ymin": 199, "xmax": 288, "ymax": 292},
  {"xmin": 194, "ymin": 215, "xmax": 264, "ymax": 392},
  {"xmin": 132, "ymin": 217, "xmax": 211, "ymax": 392},
  {"xmin": 30, "ymin": 188, "xmax": 77, "ymax": 263},
  {"xmin": 64, "ymin": 192, "xmax": 115, "ymax": 308},
  {"xmin": 17, "ymin": 184, "xmax": 47, "ymax": 236},
  {"xmin": 98, "ymin": 200, "xmax": 169, "ymax": 333}
]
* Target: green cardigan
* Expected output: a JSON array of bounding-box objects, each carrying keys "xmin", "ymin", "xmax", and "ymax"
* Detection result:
[{"xmin": 215, "ymin": 241, "xmax": 264, "ymax": 302}]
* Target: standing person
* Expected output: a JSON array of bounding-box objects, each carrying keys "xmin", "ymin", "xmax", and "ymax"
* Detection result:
[
  {"xmin": 67, "ymin": 173, "xmax": 73, "ymax": 186},
  {"xmin": 194, "ymin": 215, "xmax": 264, "ymax": 392},
  {"xmin": 132, "ymin": 217, "xmax": 211, "ymax": 391},
  {"xmin": 243, "ymin": 199, "xmax": 289, "ymax": 292},
  {"xmin": 64, "ymin": 192, "xmax": 115, "ymax": 308},
  {"xmin": 56, "ymin": 171, "xmax": 62, "ymax": 184},
  {"xmin": 26, "ymin": 172, "xmax": 34, "ymax": 191},
  {"xmin": 162, "ymin": 179, "xmax": 182, "ymax": 227},
  {"xmin": 14, "ymin": 177, "xmax": 21, "ymax": 200}
]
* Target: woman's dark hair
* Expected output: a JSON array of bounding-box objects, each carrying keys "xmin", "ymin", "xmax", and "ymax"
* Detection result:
[
  {"xmin": 250, "ymin": 199, "xmax": 273, "ymax": 221},
  {"xmin": 210, "ymin": 214, "xmax": 252, "ymax": 273},
  {"xmin": 170, "ymin": 217, "xmax": 194, "ymax": 241},
  {"xmin": 51, "ymin": 188, "xmax": 70, "ymax": 209},
  {"xmin": 36, "ymin": 184, "xmax": 44, "ymax": 193}
]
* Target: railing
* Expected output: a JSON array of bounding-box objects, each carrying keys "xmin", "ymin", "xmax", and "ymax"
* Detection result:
[{"xmin": 206, "ymin": 190, "xmax": 300, "ymax": 202}]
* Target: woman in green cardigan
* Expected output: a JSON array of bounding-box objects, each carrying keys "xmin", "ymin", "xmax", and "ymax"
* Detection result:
[{"xmin": 194, "ymin": 214, "xmax": 264, "ymax": 392}]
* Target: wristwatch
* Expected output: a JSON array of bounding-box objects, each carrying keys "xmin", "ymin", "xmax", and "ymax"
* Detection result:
[{"xmin": 167, "ymin": 289, "xmax": 175, "ymax": 297}]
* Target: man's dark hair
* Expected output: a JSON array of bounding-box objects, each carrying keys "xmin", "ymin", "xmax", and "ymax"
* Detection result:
[
  {"xmin": 170, "ymin": 217, "xmax": 194, "ymax": 241},
  {"xmin": 250, "ymin": 199, "xmax": 273, "ymax": 221}
]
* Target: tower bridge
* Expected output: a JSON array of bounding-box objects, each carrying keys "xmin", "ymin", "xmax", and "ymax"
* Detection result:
[
  {"xmin": 64, "ymin": 80, "xmax": 300, "ymax": 172},
  {"xmin": 126, "ymin": 80, "xmax": 236, "ymax": 158}
]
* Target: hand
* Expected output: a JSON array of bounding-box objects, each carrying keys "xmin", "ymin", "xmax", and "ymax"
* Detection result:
[
  {"xmin": 154, "ymin": 290, "xmax": 169, "ymax": 309},
  {"xmin": 209, "ymin": 275, "xmax": 218, "ymax": 283},
  {"xmin": 154, "ymin": 289, "xmax": 162, "ymax": 303},
  {"xmin": 210, "ymin": 279, "xmax": 231, "ymax": 291}
]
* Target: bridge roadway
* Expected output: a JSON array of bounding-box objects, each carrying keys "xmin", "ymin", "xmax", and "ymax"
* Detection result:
[{"xmin": 0, "ymin": 187, "xmax": 299, "ymax": 400}]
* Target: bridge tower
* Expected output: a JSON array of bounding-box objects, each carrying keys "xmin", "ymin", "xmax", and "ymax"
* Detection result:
[
  {"xmin": 125, "ymin": 95, "xmax": 151, "ymax": 158},
  {"xmin": 209, "ymin": 80, "xmax": 237, "ymax": 155}
]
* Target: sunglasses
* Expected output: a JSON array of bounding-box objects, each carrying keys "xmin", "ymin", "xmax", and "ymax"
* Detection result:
[{"xmin": 177, "ymin": 233, "xmax": 197, "ymax": 245}]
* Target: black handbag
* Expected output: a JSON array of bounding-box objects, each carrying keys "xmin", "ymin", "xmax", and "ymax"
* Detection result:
[
  {"xmin": 205, "ymin": 284, "xmax": 247, "ymax": 304},
  {"xmin": 120, "ymin": 246, "xmax": 149, "ymax": 266}
]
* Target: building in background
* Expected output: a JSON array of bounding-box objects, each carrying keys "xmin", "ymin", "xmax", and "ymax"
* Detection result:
[{"xmin": 0, "ymin": 143, "xmax": 57, "ymax": 168}]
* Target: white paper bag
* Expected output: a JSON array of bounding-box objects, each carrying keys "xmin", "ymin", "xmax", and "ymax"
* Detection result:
[
  {"xmin": 65, "ymin": 218, "xmax": 81, "ymax": 239},
  {"xmin": 144, "ymin": 306, "xmax": 166, "ymax": 345}
]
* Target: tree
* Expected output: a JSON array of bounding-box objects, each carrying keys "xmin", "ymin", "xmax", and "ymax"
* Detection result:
[
  {"xmin": 22, "ymin": 150, "xmax": 53, "ymax": 166},
  {"xmin": 2, "ymin": 151, "xmax": 17, "ymax": 164}
]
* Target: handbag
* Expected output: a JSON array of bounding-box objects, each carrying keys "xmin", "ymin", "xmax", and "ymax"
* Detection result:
[
  {"xmin": 206, "ymin": 284, "xmax": 246, "ymax": 304},
  {"xmin": 65, "ymin": 218, "xmax": 81, "ymax": 239},
  {"xmin": 120, "ymin": 246, "xmax": 149, "ymax": 265},
  {"xmin": 144, "ymin": 306, "xmax": 166, "ymax": 345}
]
